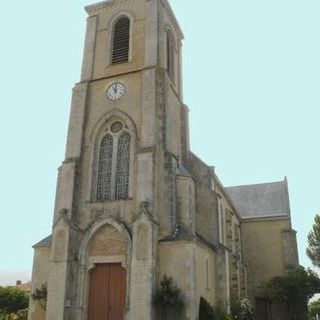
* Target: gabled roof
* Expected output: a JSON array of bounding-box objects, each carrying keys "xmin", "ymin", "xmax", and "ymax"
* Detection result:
[
  {"xmin": 33, "ymin": 235, "xmax": 52, "ymax": 249},
  {"xmin": 225, "ymin": 180, "xmax": 290, "ymax": 219}
]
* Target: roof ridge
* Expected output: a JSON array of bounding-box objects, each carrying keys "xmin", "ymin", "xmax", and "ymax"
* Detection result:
[
  {"xmin": 226, "ymin": 179, "xmax": 290, "ymax": 219},
  {"xmin": 226, "ymin": 179, "xmax": 285, "ymax": 189}
]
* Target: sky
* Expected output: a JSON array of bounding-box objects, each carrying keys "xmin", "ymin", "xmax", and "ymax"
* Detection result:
[{"xmin": 0, "ymin": 0, "xmax": 319, "ymax": 286}]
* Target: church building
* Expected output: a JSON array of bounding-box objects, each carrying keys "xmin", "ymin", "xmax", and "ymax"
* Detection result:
[{"xmin": 28, "ymin": 0, "xmax": 299, "ymax": 319}]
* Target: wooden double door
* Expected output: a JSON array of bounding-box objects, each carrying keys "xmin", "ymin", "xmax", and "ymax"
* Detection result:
[
  {"xmin": 88, "ymin": 263, "xmax": 127, "ymax": 320},
  {"xmin": 255, "ymin": 298, "xmax": 271, "ymax": 320}
]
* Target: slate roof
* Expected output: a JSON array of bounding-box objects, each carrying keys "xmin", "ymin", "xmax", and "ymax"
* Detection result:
[
  {"xmin": 225, "ymin": 180, "xmax": 290, "ymax": 219},
  {"xmin": 177, "ymin": 164, "xmax": 193, "ymax": 178},
  {"xmin": 33, "ymin": 235, "xmax": 52, "ymax": 248}
]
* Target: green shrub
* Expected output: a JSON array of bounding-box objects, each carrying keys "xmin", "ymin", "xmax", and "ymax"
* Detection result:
[
  {"xmin": 154, "ymin": 275, "xmax": 184, "ymax": 320},
  {"xmin": 16, "ymin": 309, "xmax": 27, "ymax": 320},
  {"xmin": 199, "ymin": 297, "xmax": 218, "ymax": 320},
  {"xmin": 309, "ymin": 298, "xmax": 320, "ymax": 318},
  {"xmin": 263, "ymin": 266, "xmax": 320, "ymax": 320},
  {"xmin": 230, "ymin": 297, "xmax": 254, "ymax": 320},
  {"xmin": 0, "ymin": 287, "xmax": 29, "ymax": 314},
  {"xmin": 31, "ymin": 283, "xmax": 47, "ymax": 310},
  {"xmin": 217, "ymin": 311, "xmax": 233, "ymax": 320},
  {"xmin": 0, "ymin": 308, "xmax": 27, "ymax": 320}
]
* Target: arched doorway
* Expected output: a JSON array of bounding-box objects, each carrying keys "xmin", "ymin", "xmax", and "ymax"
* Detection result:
[{"xmin": 86, "ymin": 224, "xmax": 128, "ymax": 320}]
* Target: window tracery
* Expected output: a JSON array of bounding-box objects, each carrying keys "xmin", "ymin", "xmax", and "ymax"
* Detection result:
[
  {"xmin": 111, "ymin": 121, "xmax": 123, "ymax": 133},
  {"xmin": 116, "ymin": 132, "xmax": 131, "ymax": 200},
  {"xmin": 95, "ymin": 121, "xmax": 132, "ymax": 202},
  {"xmin": 97, "ymin": 134, "xmax": 113, "ymax": 201}
]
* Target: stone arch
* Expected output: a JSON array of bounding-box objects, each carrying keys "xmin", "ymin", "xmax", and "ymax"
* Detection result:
[
  {"xmin": 112, "ymin": 16, "xmax": 130, "ymax": 64},
  {"xmin": 89, "ymin": 109, "xmax": 137, "ymax": 201},
  {"xmin": 77, "ymin": 218, "xmax": 132, "ymax": 320},
  {"xmin": 79, "ymin": 217, "xmax": 132, "ymax": 266},
  {"xmin": 165, "ymin": 25, "xmax": 177, "ymax": 51},
  {"xmin": 90, "ymin": 109, "xmax": 137, "ymax": 143},
  {"xmin": 108, "ymin": 11, "xmax": 135, "ymax": 64},
  {"xmin": 108, "ymin": 11, "xmax": 135, "ymax": 30},
  {"xmin": 166, "ymin": 26, "xmax": 176, "ymax": 82},
  {"xmin": 88, "ymin": 224, "xmax": 127, "ymax": 258}
]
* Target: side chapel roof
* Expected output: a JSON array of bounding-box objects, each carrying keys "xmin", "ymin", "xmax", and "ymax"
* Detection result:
[
  {"xmin": 225, "ymin": 179, "xmax": 290, "ymax": 219},
  {"xmin": 33, "ymin": 235, "xmax": 52, "ymax": 248}
]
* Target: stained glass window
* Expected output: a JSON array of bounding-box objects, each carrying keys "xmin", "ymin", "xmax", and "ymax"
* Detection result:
[
  {"xmin": 115, "ymin": 132, "xmax": 131, "ymax": 200},
  {"xmin": 95, "ymin": 121, "xmax": 132, "ymax": 202},
  {"xmin": 111, "ymin": 122, "xmax": 123, "ymax": 133},
  {"xmin": 97, "ymin": 134, "xmax": 113, "ymax": 201}
]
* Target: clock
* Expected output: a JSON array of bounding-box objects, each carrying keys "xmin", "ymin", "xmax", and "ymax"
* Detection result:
[{"xmin": 106, "ymin": 82, "xmax": 126, "ymax": 101}]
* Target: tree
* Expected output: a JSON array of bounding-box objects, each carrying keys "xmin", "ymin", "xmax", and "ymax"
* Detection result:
[
  {"xmin": 307, "ymin": 214, "xmax": 320, "ymax": 268},
  {"xmin": 309, "ymin": 299, "xmax": 320, "ymax": 319},
  {"xmin": 31, "ymin": 283, "xmax": 47, "ymax": 310},
  {"xmin": 263, "ymin": 266, "xmax": 320, "ymax": 320},
  {"xmin": 0, "ymin": 286, "xmax": 29, "ymax": 314},
  {"xmin": 0, "ymin": 309, "xmax": 28, "ymax": 320},
  {"xmin": 154, "ymin": 275, "xmax": 184, "ymax": 320},
  {"xmin": 199, "ymin": 297, "xmax": 218, "ymax": 320}
]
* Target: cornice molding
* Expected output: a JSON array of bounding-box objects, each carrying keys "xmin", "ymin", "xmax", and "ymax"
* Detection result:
[
  {"xmin": 242, "ymin": 215, "xmax": 290, "ymax": 223},
  {"xmin": 85, "ymin": 0, "xmax": 140, "ymax": 15},
  {"xmin": 85, "ymin": 0, "xmax": 184, "ymax": 39}
]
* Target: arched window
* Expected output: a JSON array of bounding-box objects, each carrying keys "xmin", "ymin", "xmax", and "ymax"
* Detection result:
[
  {"xmin": 167, "ymin": 30, "xmax": 175, "ymax": 81},
  {"xmin": 97, "ymin": 134, "xmax": 113, "ymax": 201},
  {"xmin": 115, "ymin": 132, "xmax": 131, "ymax": 199},
  {"xmin": 96, "ymin": 121, "xmax": 132, "ymax": 202},
  {"xmin": 112, "ymin": 17, "xmax": 130, "ymax": 65}
]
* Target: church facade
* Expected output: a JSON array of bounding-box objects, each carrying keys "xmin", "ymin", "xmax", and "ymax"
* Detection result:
[{"xmin": 28, "ymin": 1, "xmax": 299, "ymax": 319}]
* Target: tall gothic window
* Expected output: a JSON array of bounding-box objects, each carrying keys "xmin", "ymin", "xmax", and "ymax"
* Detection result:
[
  {"xmin": 167, "ymin": 30, "xmax": 175, "ymax": 81},
  {"xmin": 96, "ymin": 121, "xmax": 131, "ymax": 201},
  {"xmin": 112, "ymin": 17, "xmax": 130, "ymax": 64},
  {"xmin": 115, "ymin": 132, "xmax": 131, "ymax": 199},
  {"xmin": 97, "ymin": 134, "xmax": 114, "ymax": 201}
]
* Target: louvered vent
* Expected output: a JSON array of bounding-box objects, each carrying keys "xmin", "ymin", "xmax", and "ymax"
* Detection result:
[{"xmin": 112, "ymin": 17, "xmax": 130, "ymax": 65}]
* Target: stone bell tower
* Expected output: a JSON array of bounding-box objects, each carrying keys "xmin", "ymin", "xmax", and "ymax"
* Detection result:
[
  {"xmin": 29, "ymin": 1, "xmax": 300, "ymax": 319},
  {"xmin": 39, "ymin": 0, "xmax": 195, "ymax": 319}
]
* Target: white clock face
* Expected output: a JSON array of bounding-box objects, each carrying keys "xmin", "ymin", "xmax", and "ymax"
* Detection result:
[{"xmin": 106, "ymin": 82, "xmax": 126, "ymax": 101}]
